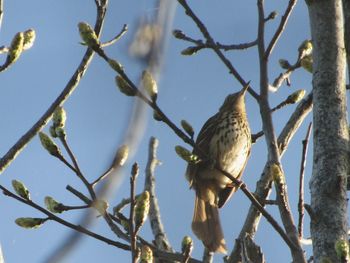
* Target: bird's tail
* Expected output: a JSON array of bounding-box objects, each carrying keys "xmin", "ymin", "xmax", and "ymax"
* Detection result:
[{"xmin": 192, "ymin": 195, "xmax": 227, "ymax": 254}]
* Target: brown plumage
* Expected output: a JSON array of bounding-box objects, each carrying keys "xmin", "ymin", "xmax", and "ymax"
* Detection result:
[{"xmin": 186, "ymin": 86, "xmax": 251, "ymax": 253}]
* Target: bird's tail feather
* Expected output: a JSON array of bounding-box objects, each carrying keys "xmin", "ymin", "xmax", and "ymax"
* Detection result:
[{"xmin": 192, "ymin": 195, "xmax": 227, "ymax": 254}]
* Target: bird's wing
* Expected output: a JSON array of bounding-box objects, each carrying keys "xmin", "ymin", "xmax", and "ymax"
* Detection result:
[{"xmin": 185, "ymin": 113, "xmax": 219, "ymax": 185}]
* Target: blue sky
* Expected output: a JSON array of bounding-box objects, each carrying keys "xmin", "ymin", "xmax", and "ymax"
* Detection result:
[{"xmin": 0, "ymin": 1, "xmax": 318, "ymax": 262}]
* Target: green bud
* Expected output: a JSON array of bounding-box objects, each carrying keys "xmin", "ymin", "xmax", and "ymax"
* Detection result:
[
  {"xmin": 12, "ymin": 180, "xmax": 31, "ymax": 200},
  {"xmin": 15, "ymin": 217, "xmax": 47, "ymax": 229},
  {"xmin": 153, "ymin": 110, "xmax": 163, "ymax": 121},
  {"xmin": 115, "ymin": 145, "xmax": 129, "ymax": 166},
  {"xmin": 181, "ymin": 120, "xmax": 194, "ymax": 138},
  {"xmin": 181, "ymin": 46, "xmax": 199, "ymax": 56},
  {"xmin": 298, "ymin": 39, "xmax": 312, "ymax": 57},
  {"xmin": 268, "ymin": 11, "xmax": 278, "ymax": 20},
  {"xmin": 140, "ymin": 245, "xmax": 153, "ymax": 263},
  {"xmin": 335, "ymin": 239, "xmax": 349, "ymax": 260},
  {"xmin": 49, "ymin": 126, "xmax": 58, "ymax": 138},
  {"xmin": 115, "ymin": 75, "xmax": 136, "ymax": 96},
  {"xmin": 7, "ymin": 32, "xmax": 24, "ymax": 64},
  {"xmin": 134, "ymin": 191, "xmax": 150, "ymax": 233},
  {"xmin": 278, "ymin": 59, "xmax": 291, "ymax": 70},
  {"xmin": 108, "ymin": 59, "xmax": 123, "ymax": 72},
  {"xmin": 45, "ymin": 196, "xmax": 64, "ymax": 213},
  {"xmin": 270, "ymin": 163, "xmax": 284, "ymax": 184},
  {"xmin": 175, "ymin": 146, "xmax": 200, "ymax": 164},
  {"xmin": 93, "ymin": 199, "xmax": 109, "ymax": 215},
  {"xmin": 286, "ymin": 89, "xmax": 306, "ymax": 104},
  {"xmin": 120, "ymin": 219, "xmax": 130, "ymax": 232},
  {"xmin": 142, "ymin": 70, "xmax": 158, "ymax": 101},
  {"xmin": 172, "ymin": 29, "xmax": 185, "ymax": 39},
  {"xmin": 23, "ymin": 29, "xmax": 36, "ymax": 50},
  {"xmin": 38, "ymin": 132, "xmax": 62, "ymax": 157},
  {"xmin": 300, "ymin": 55, "xmax": 313, "ymax": 73},
  {"xmin": 78, "ymin": 22, "xmax": 100, "ymax": 48},
  {"xmin": 181, "ymin": 236, "xmax": 193, "ymax": 255},
  {"xmin": 55, "ymin": 127, "xmax": 66, "ymax": 139},
  {"xmin": 53, "ymin": 106, "xmax": 66, "ymax": 128}
]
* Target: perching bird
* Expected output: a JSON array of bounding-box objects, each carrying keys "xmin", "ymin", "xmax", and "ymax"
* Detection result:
[{"xmin": 186, "ymin": 85, "xmax": 251, "ymax": 253}]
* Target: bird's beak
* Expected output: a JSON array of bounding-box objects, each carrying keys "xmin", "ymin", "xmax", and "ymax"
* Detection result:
[{"xmin": 240, "ymin": 83, "xmax": 250, "ymax": 96}]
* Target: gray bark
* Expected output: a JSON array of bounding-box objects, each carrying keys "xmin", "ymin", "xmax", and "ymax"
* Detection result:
[{"xmin": 307, "ymin": 1, "xmax": 349, "ymax": 262}]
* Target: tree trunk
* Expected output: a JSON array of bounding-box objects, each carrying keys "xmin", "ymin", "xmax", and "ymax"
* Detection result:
[{"xmin": 307, "ymin": 0, "xmax": 349, "ymax": 262}]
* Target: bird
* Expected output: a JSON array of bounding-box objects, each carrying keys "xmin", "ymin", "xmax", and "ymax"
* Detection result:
[{"xmin": 185, "ymin": 85, "xmax": 251, "ymax": 253}]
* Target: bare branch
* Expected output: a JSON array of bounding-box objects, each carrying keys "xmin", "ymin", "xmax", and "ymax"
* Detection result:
[
  {"xmin": 144, "ymin": 137, "xmax": 173, "ymax": 252},
  {"xmin": 298, "ymin": 123, "xmax": 312, "ymax": 238},
  {"xmin": 265, "ymin": 0, "xmax": 298, "ymax": 59}
]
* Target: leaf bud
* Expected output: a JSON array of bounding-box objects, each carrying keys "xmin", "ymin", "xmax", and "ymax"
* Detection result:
[
  {"xmin": 181, "ymin": 46, "xmax": 199, "ymax": 56},
  {"xmin": 108, "ymin": 59, "xmax": 123, "ymax": 72},
  {"xmin": 115, "ymin": 75, "xmax": 136, "ymax": 96},
  {"xmin": 278, "ymin": 59, "xmax": 291, "ymax": 70},
  {"xmin": 175, "ymin": 146, "xmax": 200, "ymax": 164},
  {"xmin": 172, "ymin": 29, "xmax": 186, "ymax": 39},
  {"xmin": 38, "ymin": 132, "xmax": 62, "ymax": 157},
  {"xmin": 78, "ymin": 22, "xmax": 100, "ymax": 48},
  {"xmin": 115, "ymin": 145, "xmax": 129, "ymax": 166},
  {"xmin": 298, "ymin": 39, "xmax": 313, "ymax": 57},
  {"xmin": 7, "ymin": 32, "xmax": 24, "ymax": 64},
  {"xmin": 134, "ymin": 191, "xmax": 150, "ymax": 233},
  {"xmin": 23, "ymin": 29, "xmax": 36, "ymax": 50},
  {"xmin": 142, "ymin": 70, "xmax": 158, "ymax": 101},
  {"xmin": 45, "ymin": 196, "xmax": 64, "ymax": 213},
  {"xmin": 15, "ymin": 217, "xmax": 47, "ymax": 229},
  {"xmin": 181, "ymin": 235, "xmax": 193, "ymax": 255},
  {"xmin": 12, "ymin": 180, "xmax": 31, "ymax": 200},
  {"xmin": 53, "ymin": 106, "xmax": 66, "ymax": 128},
  {"xmin": 286, "ymin": 89, "xmax": 306, "ymax": 104},
  {"xmin": 181, "ymin": 120, "xmax": 194, "ymax": 138},
  {"xmin": 140, "ymin": 245, "xmax": 153, "ymax": 263},
  {"xmin": 300, "ymin": 55, "xmax": 313, "ymax": 73}
]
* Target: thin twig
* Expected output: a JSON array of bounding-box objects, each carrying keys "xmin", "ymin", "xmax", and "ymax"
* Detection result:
[
  {"xmin": 174, "ymin": 30, "xmax": 257, "ymax": 51},
  {"xmin": 130, "ymin": 163, "xmax": 139, "ymax": 263},
  {"xmin": 144, "ymin": 137, "xmax": 173, "ymax": 252},
  {"xmin": 0, "ymin": 184, "xmax": 131, "ymax": 251},
  {"xmin": 298, "ymin": 123, "xmax": 312, "ymax": 238},
  {"xmin": 59, "ymin": 136, "xmax": 96, "ymax": 199},
  {"xmin": 265, "ymin": 0, "xmax": 298, "ymax": 59},
  {"xmin": 101, "ymin": 24, "xmax": 128, "ymax": 47},
  {"xmin": 177, "ymin": 0, "xmax": 260, "ymax": 101},
  {"xmin": 0, "ymin": 1, "xmax": 107, "ymax": 173}
]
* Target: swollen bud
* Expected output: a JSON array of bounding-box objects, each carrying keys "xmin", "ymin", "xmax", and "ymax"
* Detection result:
[
  {"xmin": 286, "ymin": 89, "xmax": 306, "ymax": 104},
  {"xmin": 115, "ymin": 145, "xmax": 129, "ymax": 166},
  {"xmin": 298, "ymin": 39, "xmax": 312, "ymax": 57},
  {"xmin": 175, "ymin": 146, "xmax": 200, "ymax": 164},
  {"xmin": 270, "ymin": 163, "xmax": 284, "ymax": 184},
  {"xmin": 172, "ymin": 29, "xmax": 186, "ymax": 39},
  {"xmin": 38, "ymin": 132, "xmax": 62, "ymax": 157},
  {"xmin": 335, "ymin": 239, "xmax": 350, "ymax": 261},
  {"xmin": 142, "ymin": 70, "xmax": 158, "ymax": 101},
  {"xmin": 7, "ymin": 32, "xmax": 24, "ymax": 64},
  {"xmin": 15, "ymin": 217, "xmax": 47, "ymax": 229},
  {"xmin": 23, "ymin": 29, "xmax": 36, "ymax": 50},
  {"xmin": 181, "ymin": 46, "xmax": 199, "ymax": 56},
  {"xmin": 278, "ymin": 59, "xmax": 291, "ymax": 70},
  {"xmin": 78, "ymin": 22, "xmax": 100, "ymax": 48},
  {"xmin": 181, "ymin": 120, "xmax": 194, "ymax": 138},
  {"xmin": 53, "ymin": 106, "xmax": 66, "ymax": 128},
  {"xmin": 108, "ymin": 59, "xmax": 123, "ymax": 72},
  {"xmin": 300, "ymin": 55, "xmax": 313, "ymax": 73},
  {"xmin": 181, "ymin": 236, "xmax": 193, "ymax": 255},
  {"xmin": 115, "ymin": 75, "xmax": 136, "ymax": 96},
  {"xmin": 153, "ymin": 110, "xmax": 163, "ymax": 121},
  {"xmin": 45, "ymin": 196, "xmax": 64, "ymax": 214},
  {"xmin": 140, "ymin": 245, "xmax": 153, "ymax": 263},
  {"xmin": 12, "ymin": 180, "xmax": 31, "ymax": 200},
  {"xmin": 134, "ymin": 191, "xmax": 150, "ymax": 233}
]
